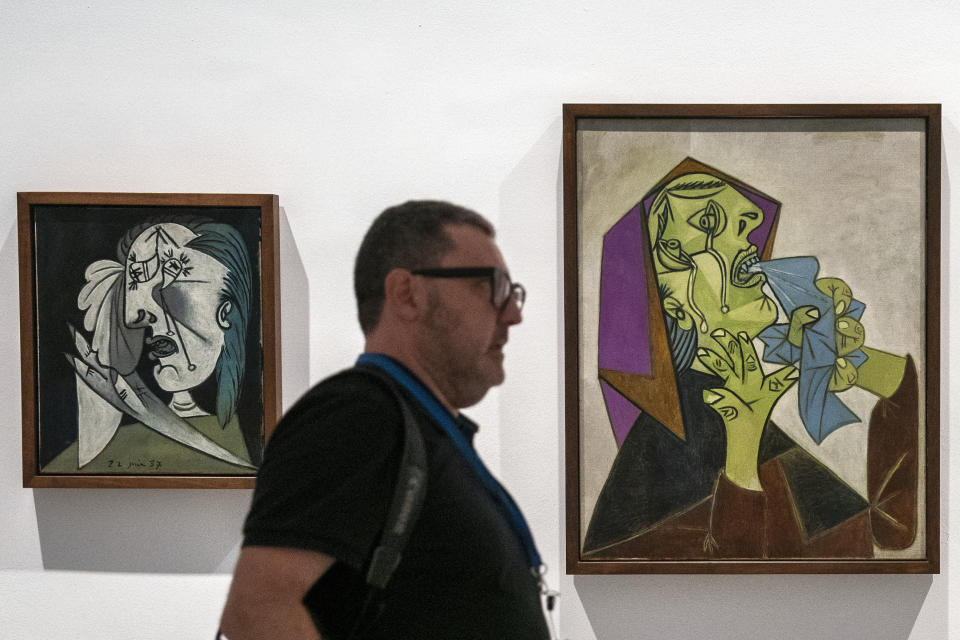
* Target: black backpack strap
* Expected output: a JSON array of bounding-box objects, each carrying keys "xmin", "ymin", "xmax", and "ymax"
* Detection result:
[
  {"xmin": 340, "ymin": 364, "xmax": 428, "ymax": 640},
  {"xmin": 353, "ymin": 364, "xmax": 428, "ymax": 590},
  {"xmin": 224, "ymin": 366, "xmax": 429, "ymax": 640}
]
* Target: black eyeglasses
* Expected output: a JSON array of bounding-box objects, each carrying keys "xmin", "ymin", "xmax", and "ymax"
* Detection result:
[{"xmin": 411, "ymin": 267, "xmax": 526, "ymax": 313}]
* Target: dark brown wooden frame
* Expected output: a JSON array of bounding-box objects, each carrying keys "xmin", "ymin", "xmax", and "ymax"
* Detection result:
[
  {"xmin": 18, "ymin": 192, "xmax": 282, "ymax": 489},
  {"xmin": 563, "ymin": 104, "xmax": 940, "ymax": 574}
]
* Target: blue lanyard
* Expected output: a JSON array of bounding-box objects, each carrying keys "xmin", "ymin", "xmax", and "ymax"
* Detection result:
[{"xmin": 356, "ymin": 353, "xmax": 543, "ymax": 572}]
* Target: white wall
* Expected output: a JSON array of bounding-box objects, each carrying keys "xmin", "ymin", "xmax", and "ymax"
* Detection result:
[{"xmin": 0, "ymin": 1, "xmax": 955, "ymax": 638}]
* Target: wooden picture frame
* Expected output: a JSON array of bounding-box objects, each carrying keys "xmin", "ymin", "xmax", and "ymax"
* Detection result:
[
  {"xmin": 563, "ymin": 104, "xmax": 940, "ymax": 573},
  {"xmin": 19, "ymin": 192, "xmax": 282, "ymax": 488}
]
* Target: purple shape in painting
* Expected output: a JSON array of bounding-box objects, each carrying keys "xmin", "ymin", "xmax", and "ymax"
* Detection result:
[
  {"xmin": 740, "ymin": 188, "xmax": 779, "ymax": 250},
  {"xmin": 601, "ymin": 379, "xmax": 640, "ymax": 447},
  {"xmin": 598, "ymin": 205, "xmax": 651, "ymax": 375}
]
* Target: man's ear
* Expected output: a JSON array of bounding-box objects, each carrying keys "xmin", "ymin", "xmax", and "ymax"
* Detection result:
[
  {"xmin": 662, "ymin": 296, "xmax": 694, "ymax": 331},
  {"xmin": 383, "ymin": 268, "xmax": 422, "ymax": 322},
  {"xmin": 217, "ymin": 301, "xmax": 233, "ymax": 329}
]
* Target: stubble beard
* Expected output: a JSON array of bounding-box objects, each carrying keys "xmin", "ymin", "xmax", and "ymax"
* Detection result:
[{"xmin": 421, "ymin": 295, "xmax": 501, "ymax": 410}]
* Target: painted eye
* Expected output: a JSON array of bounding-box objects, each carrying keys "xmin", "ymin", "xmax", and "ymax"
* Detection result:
[
  {"xmin": 687, "ymin": 209, "xmax": 714, "ymax": 232},
  {"xmin": 163, "ymin": 258, "xmax": 183, "ymax": 279},
  {"xmin": 687, "ymin": 200, "xmax": 726, "ymax": 236},
  {"xmin": 127, "ymin": 252, "xmax": 160, "ymax": 287},
  {"xmin": 160, "ymin": 253, "xmax": 192, "ymax": 287}
]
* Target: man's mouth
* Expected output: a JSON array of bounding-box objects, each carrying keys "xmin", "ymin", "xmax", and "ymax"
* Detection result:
[
  {"xmin": 145, "ymin": 335, "xmax": 179, "ymax": 359},
  {"xmin": 731, "ymin": 248, "xmax": 764, "ymax": 288}
]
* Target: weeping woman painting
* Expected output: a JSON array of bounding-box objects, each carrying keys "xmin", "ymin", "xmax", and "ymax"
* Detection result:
[
  {"xmin": 43, "ymin": 218, "xmax": 258, "ymax": 474},
  {"xmin": 583, "ymin": 158, "xmax": 919, "ymax": 561}
]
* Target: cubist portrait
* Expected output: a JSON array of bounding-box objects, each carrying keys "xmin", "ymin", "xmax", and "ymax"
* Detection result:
[
  {"xmin": 42, "ymin": 217, "xmax": 261, "ymax": 474},
  {"xmin": 584, "ymin": 158, "xmax": 919, "ymax": 561}
]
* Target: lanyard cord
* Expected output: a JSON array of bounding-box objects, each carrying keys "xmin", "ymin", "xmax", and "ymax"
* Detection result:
[{"xmin": 356, "ymin": 353, "xmax": 543, "ymax": 572}]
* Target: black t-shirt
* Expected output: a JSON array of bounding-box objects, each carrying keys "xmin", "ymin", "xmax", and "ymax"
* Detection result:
[{"xmin": 243, "ymin": 365, "xmax": 549, "ymax": 640}]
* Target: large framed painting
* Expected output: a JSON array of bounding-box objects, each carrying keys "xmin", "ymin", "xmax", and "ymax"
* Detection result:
[
  {"xmin": 19, "ymin": 192, "xmax": 282, "ymax": 488},
  {"xmin": 563, "ymin": 104, "xmax": 940, "ymax": 573}
]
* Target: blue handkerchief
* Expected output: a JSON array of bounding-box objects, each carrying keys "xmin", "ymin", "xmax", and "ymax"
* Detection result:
[{"xmin": 755, "ymin": 257, "xmax": 867, "ymax": 444}]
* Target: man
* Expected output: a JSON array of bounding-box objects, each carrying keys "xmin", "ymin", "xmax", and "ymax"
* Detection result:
[{"xmin": 220, "ymin": 201, "xmax": 549, "ymax": 639}]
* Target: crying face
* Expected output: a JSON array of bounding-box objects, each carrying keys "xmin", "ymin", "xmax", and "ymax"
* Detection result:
[
  {"xmin": 653, "ymin": 178, "xmax": 778, "ymax": 340},
  {"xmin": 122, "ymin": 223, "xmax": 231, "ymax": 393}
]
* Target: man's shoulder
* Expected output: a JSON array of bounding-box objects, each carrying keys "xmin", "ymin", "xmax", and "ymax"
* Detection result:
[
  {"xmin": 293, "ymin": 366, "xmax": 402, "ymax": 417},
  {"xmin": 266, "ymin": 367, "xmax": 405, "ymax": 451},
  {"xmin": 244, "ymin": 367, "xmax": 412, "ymax": 569}
]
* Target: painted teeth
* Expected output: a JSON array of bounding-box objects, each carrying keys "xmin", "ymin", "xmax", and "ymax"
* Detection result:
[{"xmin": 738, "ymin": 256, "xmax": 760, "ymax": 275}]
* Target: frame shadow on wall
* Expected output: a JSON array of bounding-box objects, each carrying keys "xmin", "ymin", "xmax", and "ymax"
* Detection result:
[
  {"xmin": 30, "ymin": 207, "xmax": 310, "ymax": 573},
  {"xmin": 573, "ymin": 573, "xmax": 935, "ymax": 640}
]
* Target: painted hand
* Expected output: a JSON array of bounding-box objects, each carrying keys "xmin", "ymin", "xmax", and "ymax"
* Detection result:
[
  {"xmin": 817, "ymin": 278, "xmax": 866, "ymax": 354},
  {"xmin": 698, "ymin": 329, "xmax": 799, "ymax": 490},
  {"xmin": 67, "ymin": 324, "xmax": 159, "ymax": 423},
  {"xmin": 787, "ymin": 305, "xmax": 819, "ymax": 348},
  {"xmin": 787, "ymin": 278, "xmax": 866, "ymax": 392},
  {"xmin": 818, "ymin": 278, "xmax": 866, "ymax": 393}
]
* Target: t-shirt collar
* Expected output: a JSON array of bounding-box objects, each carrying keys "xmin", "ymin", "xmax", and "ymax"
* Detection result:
[{"xmin": 360, "ymin": 353, "xmax": 479, "ymax": 444}]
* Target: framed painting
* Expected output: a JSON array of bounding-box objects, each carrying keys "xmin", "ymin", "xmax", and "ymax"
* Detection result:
[
  {"xmin": 563, "ymin": 104, "xmax": 940, "ymax": 573},
  {"xmin": 19, "ymin": 192, "xmax": 282, "ymax": 488}
]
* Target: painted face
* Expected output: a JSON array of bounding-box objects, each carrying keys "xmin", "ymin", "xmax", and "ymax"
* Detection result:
[
  {"xmin": 123, "ymin": 223, "xmax": 229, "ymax": 392},
  {"xmin": 653, "ymin": 177, "xmax": 778, "ymax": 341},
  {"xmin": 416, "ymin": 224, "xmax": 522, "ymax": 409}
]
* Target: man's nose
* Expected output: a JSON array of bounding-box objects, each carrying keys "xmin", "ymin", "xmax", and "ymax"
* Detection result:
[{"xmin": 499, "ymin": 297, "xmax": 523, "ymax": 326}]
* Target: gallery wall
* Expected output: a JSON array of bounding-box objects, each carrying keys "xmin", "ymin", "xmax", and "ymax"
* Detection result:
[{"xmin": 0, "ymin": 1, "xmax": 956, "ymax": 638}]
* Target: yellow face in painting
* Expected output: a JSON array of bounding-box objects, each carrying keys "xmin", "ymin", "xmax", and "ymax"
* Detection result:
[{"xmin": 649, "ymin": 174, "xmax": 778, "ymax": 346}]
